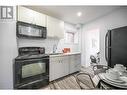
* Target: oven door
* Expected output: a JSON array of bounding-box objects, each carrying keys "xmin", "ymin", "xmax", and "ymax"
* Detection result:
[{"xmin": 14, "ymin": 57, "xmax": 49, "ymax": 85}]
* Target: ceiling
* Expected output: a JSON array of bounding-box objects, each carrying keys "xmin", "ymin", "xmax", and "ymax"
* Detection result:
[{"xmin": 25, "ymin": 6, "xmax": 121, "ymax": 25}]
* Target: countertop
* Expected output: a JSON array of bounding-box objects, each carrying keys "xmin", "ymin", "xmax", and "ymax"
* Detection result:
[{"xmin": 49, "ymin": 52, "xmax": 81, "ymax": 57}]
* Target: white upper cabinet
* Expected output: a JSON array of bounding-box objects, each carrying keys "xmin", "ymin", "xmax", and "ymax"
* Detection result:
[
  {"xmin": 17, "ymin": 6, "xmax": 64, "ymax": 38},
  {"xmin": 47, "ymin": 16, "xmax": 64, "ymax": 39},
  {"xmin": 17, "ymin": 6, "xmax": 46, "ymax": 27}
]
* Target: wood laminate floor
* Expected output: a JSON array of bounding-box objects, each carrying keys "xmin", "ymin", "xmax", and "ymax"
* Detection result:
[
  {"xmin": 40, "ymin": 66, "xmax": 94, "ymax": 90},
  {"xmin": 41, "ymin": 73, "xmax": 81, "ymax": 90}
]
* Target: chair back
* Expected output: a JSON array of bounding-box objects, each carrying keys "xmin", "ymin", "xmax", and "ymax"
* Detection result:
[
  {"xmin": 93, "ymin": 65, "xmax": 109, "ymax": 75},
  {"xmin": 75, "ymin": 72, "xmax": 95, "ymax": 89}
]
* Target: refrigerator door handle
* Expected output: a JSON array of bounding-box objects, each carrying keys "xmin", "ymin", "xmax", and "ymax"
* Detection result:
[{"xmin": 105, "ymin": 32, "xmax": 108, "ymax": 62}]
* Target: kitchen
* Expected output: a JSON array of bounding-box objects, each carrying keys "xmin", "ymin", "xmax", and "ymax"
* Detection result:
[{"xmin": 0, "ymin": 6, "xmax": 127, "ymax": 89}]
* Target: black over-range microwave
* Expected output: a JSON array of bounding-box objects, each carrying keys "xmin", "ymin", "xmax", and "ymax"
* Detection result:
[{"xmin": 17, "ymin": 21, "xmax": 47, "ymax": 39}]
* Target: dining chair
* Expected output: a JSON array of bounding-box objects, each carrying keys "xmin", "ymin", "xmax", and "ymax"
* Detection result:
[
  {"xmin": 93, "ymin": 65, "xmax": 110, "ymax": 75},
  {"xmin": 75, "ymin": 72, "xmax": 96, "ymax": 89}
]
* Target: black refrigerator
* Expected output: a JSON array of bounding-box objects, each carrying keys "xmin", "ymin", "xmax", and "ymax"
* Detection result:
[{"xmin": 105, "ymin": 26, "xmax": 127, "ymax": 68}]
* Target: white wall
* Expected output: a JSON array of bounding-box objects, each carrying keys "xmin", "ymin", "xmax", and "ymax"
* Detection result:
[
  {"xmin": 82, "ymin": 7, "xmax": 127, "ymax": 67},
  {"xmin": 18, "ymin": 38, "xmax": 59, "ymax": 53},
  {"xmin": 0, "ymin": 7, "xmax": 18, "ymax": 89}
]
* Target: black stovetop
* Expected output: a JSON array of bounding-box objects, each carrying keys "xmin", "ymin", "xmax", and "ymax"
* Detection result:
[
  {"xmin": 16, "ymin": 47, "xmax": 49, "ymax": 60},
  {"xmin": 16, "ymin": 54, "xmax": 49, "ymax": 60}
]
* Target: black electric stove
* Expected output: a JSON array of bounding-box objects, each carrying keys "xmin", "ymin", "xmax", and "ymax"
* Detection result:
[{"xmin": 14, "ymin": 47, "xmax": 49, "ymax": 89}]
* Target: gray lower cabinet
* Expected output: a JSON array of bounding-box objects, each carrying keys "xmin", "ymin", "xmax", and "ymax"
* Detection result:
[
  {"xmin": 63, "ymin": 56, "xmax": 70, "ymax": 76},
  {"xmin": 49, "ymin": 54, "xmax": 81, "ymax": 81},
  {"xmin": 69, "ymin": 54, "xmax": 81, "ymax": 74}
]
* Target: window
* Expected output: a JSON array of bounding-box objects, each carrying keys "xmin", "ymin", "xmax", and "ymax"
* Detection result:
[
  {"xmin": 64, "ymin": 23, "xmax": 79, "ymax": 44},
  {"xmin": 65, "ymin": 31, "xmax": 74, "ymax": 43},
  {"xmin": 64, "ymin": 31, "xmax": 79, "ymax": 44}
]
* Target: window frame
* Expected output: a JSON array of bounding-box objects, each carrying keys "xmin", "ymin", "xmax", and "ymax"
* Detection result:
[{"xmin": 64, "ymin": 30, "xmax": 79, "ymax": 44}]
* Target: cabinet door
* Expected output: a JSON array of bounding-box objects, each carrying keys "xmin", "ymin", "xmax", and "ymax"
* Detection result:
[
  {"xmin": 17, "ymin": 6, "xmax": 46, "ymax": 27},
  {"xmin": 47, "ymin": 16, "xmax": 55, "ymax": 37},
  {"xmin": 69, "ymin": 54, "xmax": 81, "ymax": 74},
  {"xmin": 34, "ymin": 11, "xmax": 46, "ymax": 27},
  {"xmin": 74, "ymin": 54, "xmax": 81, "ymax": 71},
  {"xmin": 47, "ymin": 16, "xmax": 64, "ymax": 38},
  {"xmin": 17, "ymin": 6, "xmax": 34, "ymax": 23},
  {"xmin": 54, "ymin": 21, "xmax": 64, "ymax": 39},
  {"xmin": 49, "ymin": 57, "xmax": 64, "ymax": 81},
  {"xmin": 62, "ymin": 56, "xmax": 69, "ymax": 76},
  {"xmin": 69, "ymin": 55, "xmax": 76, "ymax": 74}
]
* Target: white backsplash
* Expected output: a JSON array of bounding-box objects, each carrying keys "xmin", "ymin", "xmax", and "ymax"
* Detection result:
[{"xmin": 17, "ymin": 37, "xmax": 80, "ymax": 54}]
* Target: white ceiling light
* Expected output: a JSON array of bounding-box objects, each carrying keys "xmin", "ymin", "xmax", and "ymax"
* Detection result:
[{"xmin": 77, "ymin": 12, "xmax": 82, "ymax": 17}]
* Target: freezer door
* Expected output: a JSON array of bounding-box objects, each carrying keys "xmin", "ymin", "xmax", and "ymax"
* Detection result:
[{"xmin": 110, "ymin": 26, "xmax": 127, "ymax": 67}]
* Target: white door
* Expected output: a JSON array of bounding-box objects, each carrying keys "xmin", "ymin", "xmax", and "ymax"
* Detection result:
[{"xmin": 82, "ymin": 28, "xmax": 100, "ymax": 67}]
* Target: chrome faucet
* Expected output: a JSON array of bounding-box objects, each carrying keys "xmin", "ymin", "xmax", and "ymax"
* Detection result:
[{"xmin": 53, "ymin": 44, "xmax": 57, "ymax": 53}]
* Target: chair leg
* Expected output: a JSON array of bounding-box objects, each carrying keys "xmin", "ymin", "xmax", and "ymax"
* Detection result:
[{"xmin": 74, "ymin": 75, "xmax": 83, "ymax": 89}]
